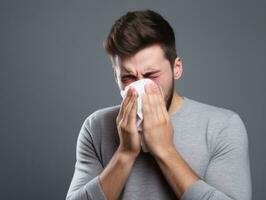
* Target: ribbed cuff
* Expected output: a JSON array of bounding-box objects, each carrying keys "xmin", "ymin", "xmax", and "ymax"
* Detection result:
[
  {"xmin": 84, "ymin": 175, "xmax": 107, "ymax": 200},
  {"xmin": 179, "ymin": 179, "xmax": 215, "ymax": 200}
]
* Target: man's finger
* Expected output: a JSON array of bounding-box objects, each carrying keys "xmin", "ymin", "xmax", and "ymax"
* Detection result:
[
  {"xmin": 127, "ymin": 94, "xmax": 137, "ymax": 126},
  {"xmin": 151, "ymin": 83, "xmax": 166, "ymax": 122},
  {"xmin": 121, "ymin": 91, "xmax": 136, "ymax": 126},
  {"xmin": 157, "ymin": 86, "xmax": 169, "ymax": 119},
  {"xmin": 148, "ymin": 83, "xmax": 160, "ymax": 121},
  {"xmin": 118, "ymin": 87, "xmax": 132, "ymax": 118},
  {"xmin": 142, "ymin": 92, "xmax": 151, "ymax": 124}
]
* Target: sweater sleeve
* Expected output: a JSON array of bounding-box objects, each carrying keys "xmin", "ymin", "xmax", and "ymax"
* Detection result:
[
  {"xmin": 66, "ymin": 116, "xmax": 107, "ymax": 200},
  {"xmin": 180, "ymin": 113, "xmax": 252, "ymax": 200}
]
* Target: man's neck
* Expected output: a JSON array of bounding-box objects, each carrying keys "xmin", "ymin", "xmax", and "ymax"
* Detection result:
[{"xmin": 168, "ymin": 90, "xmax": 184, "ymax": 116}]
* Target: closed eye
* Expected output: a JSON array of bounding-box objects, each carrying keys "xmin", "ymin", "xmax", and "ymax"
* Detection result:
[
  {"xmin": 148, "ymin": 75, "xmax": 159, "ymax": 78},
  {"xmin": 121, "ymin": 75, "xmax": 159, "ymax": 82}
]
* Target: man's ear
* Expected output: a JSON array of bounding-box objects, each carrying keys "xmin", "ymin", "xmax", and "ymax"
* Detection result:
[{"xmin": 173, "ymin": 57, "xmax": 183, "ymax": 80}]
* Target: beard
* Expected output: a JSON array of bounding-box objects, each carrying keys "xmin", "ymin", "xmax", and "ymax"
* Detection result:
[{"xmin": 165, "ymin": 77, "xmax": 175, "ymax": 111}]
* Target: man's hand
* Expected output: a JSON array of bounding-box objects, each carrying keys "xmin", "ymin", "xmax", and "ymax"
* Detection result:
[
  {"xmin": 116, "ymin": 87, "xmax": 141, "ymax": 158},
  {"xmin": 99, "ymin": 87, "xmax": 140, "ymax": 200},
  {"xmin": 141, "ymin": 82, "xmax": 200, "ymax": 198},
  {"xmin": 141, "ymin": 82, "xmax": 175, "ymax": 157}
]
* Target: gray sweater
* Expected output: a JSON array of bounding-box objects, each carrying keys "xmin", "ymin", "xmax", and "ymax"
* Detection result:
[{"xmin": 66, "ymin": 96, "xmax": 252, "ymax": 200}]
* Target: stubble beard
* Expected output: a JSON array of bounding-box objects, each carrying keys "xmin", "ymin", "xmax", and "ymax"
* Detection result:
[{"xmin": 165, "ymin": 77, "xmax": 175, "ymax": 112}]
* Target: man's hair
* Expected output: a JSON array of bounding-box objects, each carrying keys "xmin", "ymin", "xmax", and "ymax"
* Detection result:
[{"xmin": 103, "ymin": 9, "xmax": 177, "ymax": 67}]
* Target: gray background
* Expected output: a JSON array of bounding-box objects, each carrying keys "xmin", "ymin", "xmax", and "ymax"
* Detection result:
[{"xmin": 0, "ymin": 0, "xmax": 265, "ymax": 199}]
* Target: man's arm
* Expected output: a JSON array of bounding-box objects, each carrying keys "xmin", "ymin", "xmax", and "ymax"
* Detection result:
[
  {"xmin": 66, "ymin": 88, "xmax": 140, "ymax": 200},
  {"xmin": 154, "ymin": 113, "xmax": 252, "ymax": 200},
  {"xmin": 65, "ymin": 116, "xmax": 136, "ymax": 200},
  {"xmin": 98, "ymin": 147, "xmax": 136, "ymax": 200}
]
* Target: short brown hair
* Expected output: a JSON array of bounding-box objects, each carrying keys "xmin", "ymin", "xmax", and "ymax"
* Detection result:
[{"xmin": 103, "ymin": 9, "xmax": 177, "ymax": 67}]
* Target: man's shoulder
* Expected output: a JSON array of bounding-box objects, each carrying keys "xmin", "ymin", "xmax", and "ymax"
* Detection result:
[
  {"xmin": 186, "ymin": 97, "xmax": 247, "ymax": 140},
  {"xmin": 185, "ymin": 96, "xmax": 240, "ymax": 121},
  {"xmin": 89, "ymin": 104, "xmax": 120, "ymax": 119},
  {"xmin": 83, "ymin": 104, "xmax": 121, "ymax": 129}
]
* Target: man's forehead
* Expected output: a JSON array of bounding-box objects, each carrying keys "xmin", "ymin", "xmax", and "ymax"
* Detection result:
[{"xmin": 111, "ymin": 55, "xmax": 159, "ymax": 73}]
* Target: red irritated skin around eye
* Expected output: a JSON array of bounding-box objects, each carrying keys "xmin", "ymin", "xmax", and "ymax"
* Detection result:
[{"xmin": 121, "ymin": 75, "xmax": 160, "ymax": 85}]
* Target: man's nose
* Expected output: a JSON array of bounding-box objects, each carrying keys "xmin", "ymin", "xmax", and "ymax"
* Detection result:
[{"xmin": 135, "ymin": 75, "xmax": 148, "ymax": 81}]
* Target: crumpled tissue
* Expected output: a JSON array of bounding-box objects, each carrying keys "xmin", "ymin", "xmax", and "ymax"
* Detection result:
[{"xmin": 120, "ymin": 78, "xmax": 154, "ymax": 153}]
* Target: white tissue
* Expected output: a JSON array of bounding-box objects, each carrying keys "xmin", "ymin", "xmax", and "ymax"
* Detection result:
[{"xmin": 120, "ymin": 78, "xmax": 154, "ymax": 153}]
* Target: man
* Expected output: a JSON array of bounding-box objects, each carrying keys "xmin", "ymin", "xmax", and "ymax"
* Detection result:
[{"xmin": 66, "ymin": 9, "xmax": 252, "ymax": 200}]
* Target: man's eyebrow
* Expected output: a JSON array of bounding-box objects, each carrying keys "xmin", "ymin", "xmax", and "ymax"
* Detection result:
[
  {"xmin": 121, "ymin": 66, "xmax": 160, "ymax": 74},
  {"xmin": 144, "ymin": 69, "xmax": 161, "ymax": 74},
  {"xmin": 121, "ymin": 71, "xmax": 161, "ymax": 78}
]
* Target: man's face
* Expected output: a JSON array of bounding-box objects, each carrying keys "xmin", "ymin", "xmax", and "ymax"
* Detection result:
[{"xmin": 112, "ymin": 44, "xmax": 177, "ymax": 111}]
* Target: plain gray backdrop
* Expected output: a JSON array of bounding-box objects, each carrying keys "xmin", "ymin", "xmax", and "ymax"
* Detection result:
[{"xmin": 1, "ymin": 0, "xmax": 265, "ymax": 199}]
